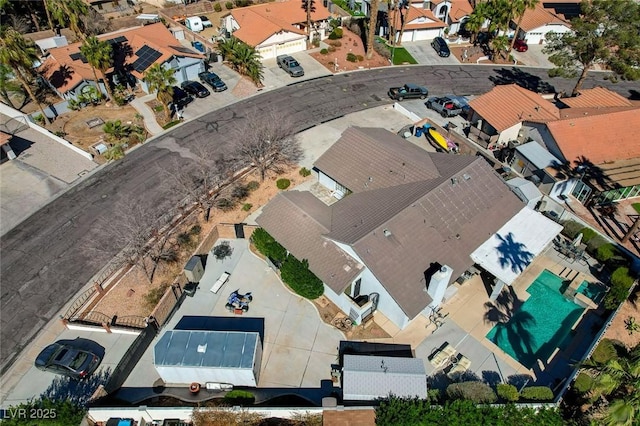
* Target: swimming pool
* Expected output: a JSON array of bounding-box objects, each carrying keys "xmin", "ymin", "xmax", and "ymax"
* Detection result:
[
  {"xmin": 486, "ymin": 270, "xmax": 585, "ymax": 369},
  {"xmin": 577, "ymin": 281, "xmax": 606, "ymax": 304}
]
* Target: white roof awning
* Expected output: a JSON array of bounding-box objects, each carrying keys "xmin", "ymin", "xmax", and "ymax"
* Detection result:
[
  {"xmin": 471, "ymin": 207, "xmax": 562, "ymax": 285},
  {"xmin": 136, "ymin": 14, "xmax": 160, "ymax": 21}
]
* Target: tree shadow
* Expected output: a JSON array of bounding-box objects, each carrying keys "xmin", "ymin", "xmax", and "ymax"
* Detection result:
[
  {"xmin": 506, "ymin": 373, "xmax": 534, "ymax": 390},
  {"xmin": 39, "ymin": 63, "xmax": 74, "ymax": 93},
  {"xmin": 489, "ymin": 67, "xmax": 556, "ymax": 94},
  {"xmin": 40, "ymin": 366, "xmax": 111, "ymax": 408},
  {"xmin": 550, "ymin": 156, "xmax": 618, "ymax": 196},
  {"xmin": 495, "ymin": 232, "xmax": 534, "ymax": 274}
]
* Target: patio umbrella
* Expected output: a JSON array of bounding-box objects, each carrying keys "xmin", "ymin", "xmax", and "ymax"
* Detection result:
[{"xmin": 572, "ymin": 232, "xmax": 583, "ymax": 247}]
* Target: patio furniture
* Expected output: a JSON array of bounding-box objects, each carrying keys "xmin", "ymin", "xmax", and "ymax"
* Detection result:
[
  {"xmin": 211, "ymin": 271, "xmax": 230, "ymax": 293},
  {"xmin": 447, "ymin": 354, "xmax": 471, "ymax": 378},
  {"xmin": 429, "ymin": 343, "xmax": 457, "ymax": 367}
]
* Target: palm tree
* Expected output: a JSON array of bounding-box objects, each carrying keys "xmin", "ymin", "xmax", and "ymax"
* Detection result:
[
  {"xmin": 301, "ymin": 0, "xmax": 316, "ymax": 48},
  {"xmin": 0, "ymin": 63, "xmax": 23, "ymax": 109},
  {"xmin": 103, "ymin": 120, "xmax": 129, "ymax": 142},
  {"xmin": 507, "ymin": 0, "xmax": 539, "ymax": 54},
  {"xmin": 41, "ymin": 0, "xmax": 56, "ymax": 35},
  {"xmin": 143, "ymin": 63, "xmax": 176, "ymax": 121},
  {"xmin": 464, "ymin": 5, "xmax": 487, "ymax": 44},
  {"xmin": 47, "ymin": 0, "xmax": 88, "ymax": 42},
  {"xmin": 366, "ymin": 0, "xmax": 379, "ymax": 59},
  {"xmin": 586, "ymin": 344, "xmax": 640, "ymax": 426},
  {"xmin": 218, "ymin": 38, "xmax": 264, "ymax": 86},
  {"xmin": 80, "ymin": 36, "xmax": 114, "ymax": 101},
  {"xmin": 0, "ymin": 28, "xmax": 51, "ymax": 125},
  {"xmin": 490, "ymin": 34, "xmax": 510, "ymax": 60},
  {"xmin": 396, "ymin": 0, "xmax": 411, "ymax": 47}
]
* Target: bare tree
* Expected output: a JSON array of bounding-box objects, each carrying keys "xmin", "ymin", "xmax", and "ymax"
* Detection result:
[
  {"xmin": 88, "ymin": 200, "xmax": 174, "ymax": 283},
  {"xmin": 233, "ymin": 109, "xmax": 303, "ymax": 181},
  {"xmin": 162, "ymin": 142, "xmax": 238, "ymax": 222}
]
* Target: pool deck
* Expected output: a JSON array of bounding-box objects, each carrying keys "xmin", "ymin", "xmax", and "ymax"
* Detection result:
[{"xmin": 370, "ymin": 244, "xmax": 606, "ymax": 389}]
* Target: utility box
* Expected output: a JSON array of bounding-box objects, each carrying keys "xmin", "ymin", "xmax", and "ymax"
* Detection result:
[{"xmin": 184, "ymin": 256, "xmax": 204, "ymax": 283}]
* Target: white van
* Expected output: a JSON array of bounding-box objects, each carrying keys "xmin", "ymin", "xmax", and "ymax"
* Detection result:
[{"xmin": 185, "ymin": 16, "xmax": 204, "ymax": 33}]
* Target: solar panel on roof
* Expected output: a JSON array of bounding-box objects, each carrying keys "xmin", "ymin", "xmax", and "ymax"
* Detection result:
[
  {"xmin": 170, "ymin": 45, "xmax": 196, "ymax": 55},
  {"xmin": 132, "ymin": 45, "xmax": 162, "ymax": 72},
  {"xmin": 69, "ymin": 52, "xmax": 88, "ymax": 63}
]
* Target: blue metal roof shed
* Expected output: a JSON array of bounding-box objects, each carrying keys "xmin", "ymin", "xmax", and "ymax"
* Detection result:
[{"xmin": 154, "ymin": 330, "xmax": 262, "ymax": 386}]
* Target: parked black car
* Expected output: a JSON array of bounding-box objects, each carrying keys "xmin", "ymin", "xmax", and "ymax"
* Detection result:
[
  {"xmin": 181, "ymin": 80, "xmax": 210, "ymax": 98},
  {"xmin": 170, "ymin": 86, "xmax": 194, "ymax": 111},
  {"xmin": 431, "ymin": 36, "xmax": 450, "ymax": 57},
  {"xmin": 35, "ymin": 340, "xmax": 102, "ymax": 379},
  {"xmin": 198, "ymin": 71, "xmax": 228, "ymax": 92}
]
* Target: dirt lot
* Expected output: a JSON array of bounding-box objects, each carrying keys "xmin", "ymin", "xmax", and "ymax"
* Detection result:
[
  {"xmin": 603, "ymin": 296, "xmax": 640, "ymax": 349},
  {"xmin": 91, "ymin": 166, "xmax": 311, "ymax": 319},
  {"xmin": 449, "ymin": 44, "xmax": 526, "ymax": 66},
  {"xmin": 310, "ymin": 28, "xmax": 390, "ymax": 73}
]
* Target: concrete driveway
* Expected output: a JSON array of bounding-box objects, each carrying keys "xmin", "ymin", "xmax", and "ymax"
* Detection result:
[
  {"xmin": 402, "ymin": 41, "xmax": 461, "ymax": 65},
  {"xmin": 123, "ymin": 239, "xmax": 344, "ymax": 393},
  {"xmin": 260, "ymin": 53, "xmax": 332, "ymax": 91},
  {"xmin": 512, "ymin": 45, "xmax": 555, "ymax": 69}
]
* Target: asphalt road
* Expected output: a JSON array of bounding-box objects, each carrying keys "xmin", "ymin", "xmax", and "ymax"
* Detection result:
[{"xmin": 1, "ymin": 65, "xmax": 638, "ymax": 374}]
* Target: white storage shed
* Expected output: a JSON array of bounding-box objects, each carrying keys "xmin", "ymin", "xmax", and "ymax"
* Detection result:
[{"xmin": 154, "ymin": 330, "xmax": 262, "ymax": 387}]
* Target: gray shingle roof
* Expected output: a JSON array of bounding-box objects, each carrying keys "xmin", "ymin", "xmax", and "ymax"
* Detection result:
[
  {"xmin": 256, "ymin": 127, "xmax": 524, "ymax": 319},
  {"xmin": 342, "ymin": 355, "xmax": 427, "ymax": 400},
  {"xmin": 313, "ymin": 127, "xmax": 440, "ymax": 193},
  {"xmin": 255, "ymin": 191, "xmax": 363, "ymax": 293}
]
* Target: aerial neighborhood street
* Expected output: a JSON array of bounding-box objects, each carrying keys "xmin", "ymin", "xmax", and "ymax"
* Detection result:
[{"xmin": 1, "ymin": 0, "xmax": 640, "ymax": 425}]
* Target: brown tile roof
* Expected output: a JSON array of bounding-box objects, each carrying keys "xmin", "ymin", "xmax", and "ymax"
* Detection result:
[
  {"xmin": 255, "ymin": 191, "xmax": 363, "ymax": 294},
  {"xmin": 313, "ymin": 127, "xmax": 440, "ymax": 193},
  {"xmin": 558, "ymin": 87, "xmax": 633, "ymax": 109},
  {"xmin": 258, "ymin": 127, "xmax": 523, "ymax": 320},
  {"xmin": 468, "ymin": 84, "xmax": 559, "ymax": 132},
  {"xmin": 229, "ymin": 0, "xmax": 331, "ymax": 46},
  {"xmin": 545, "ymin": 108, "xmax": 640, "ymax": 165},
  {"xmin": 323, "ymin": 408, "xmax": 376, "ymax": 426},
  {"xmin": 592, "ymin": 158, "xmax": 640, "ymax": 190},
  {"xmin": 449, "ymin": 0, "xmax": 473, "ymax": 22},
  {"xmin": 519, "ymin": 2, "xmax": 569, "ymax": 32},
  {"xmin": 40, "ymin": 23, "xmax": 202, "ymax": 93}
]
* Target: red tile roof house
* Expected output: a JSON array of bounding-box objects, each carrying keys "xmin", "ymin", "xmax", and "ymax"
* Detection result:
[
  {"xmin": 470, "ymin": 84, "xmax": 640, "ymax": 207},
  {"xmin": 428, "ymin": 0, "xmax": 473, "ymax": 36},
  {"xmin": 257, "ymin": 127, "xmax": 561, "ymax": 330},
  {"xmin": 220, "ymin": 0, "xmax": 332, "ymax": 60},
  {"xmin": 508, "ymin": 1, "xmax": 574, "ymax": 45},
  {"xmin": 39, "ymin": 23, "xmax": 204, "ymax": 101}
]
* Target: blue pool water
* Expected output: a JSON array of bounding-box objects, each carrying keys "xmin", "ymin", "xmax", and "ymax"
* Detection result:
[
  {"xmin": 486, "ymin": 270, "xmax": 585, "ymax": 369},
  {"xmin": 577, "ymin": 281, "xmax": 605, "ymax": 304}
]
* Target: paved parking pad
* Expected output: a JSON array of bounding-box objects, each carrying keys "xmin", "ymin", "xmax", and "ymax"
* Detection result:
[{"xmin": 123, "ymin": 239, "xmax": 343, "ymax": 391}]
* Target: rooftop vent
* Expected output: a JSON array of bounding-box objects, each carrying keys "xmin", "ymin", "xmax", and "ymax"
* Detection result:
[
  {"xmin": 197, "ymin": 344, "xmax": 207, "ymax": 353},
  {"xmin": 383, "ymin": 229, "xmax": 392, "ymax": 237},
  {"xmin": 463, "ymin": 173, "xmax": 471, "ymax": 180},
  {"xmin": 451, "ymin": 177, "xmax": 458, "ymax": 185}
]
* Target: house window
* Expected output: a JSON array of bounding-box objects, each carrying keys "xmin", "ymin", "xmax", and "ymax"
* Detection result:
[{"xmin": 353, "ymin": 278, "xmax": 361, "ymax": 297}]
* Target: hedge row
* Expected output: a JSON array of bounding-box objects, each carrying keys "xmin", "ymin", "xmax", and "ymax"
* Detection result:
[{"xmin": 447, "ymin": 382, "xmax": 554, "ymax": 403}]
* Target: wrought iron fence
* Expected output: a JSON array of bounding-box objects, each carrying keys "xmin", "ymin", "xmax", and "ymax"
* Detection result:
[{"xmin": 63, "ymin": 286, "xmax": 97, "ymax": 320}]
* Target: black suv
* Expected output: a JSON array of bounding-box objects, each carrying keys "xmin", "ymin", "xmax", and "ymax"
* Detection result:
[
  {"xmin": 181, "ymin": 80, "xmax": 210, "ymax": 98},
  {"xmin": 169, "ymin": 86, "xmax": 194, "ymax": 111},
  {"xmin": 431, "ymin": 36, "xmax": 450, "ymax": 57},
  {"xmin": 198, "ymin": 71, "xmax": 228, "ymax": 92}
]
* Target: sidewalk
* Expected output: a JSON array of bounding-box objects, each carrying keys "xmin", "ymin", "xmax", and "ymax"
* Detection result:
[{"xmin": 129, "ymin": 94, "xmax": 164, "ymax": 136}]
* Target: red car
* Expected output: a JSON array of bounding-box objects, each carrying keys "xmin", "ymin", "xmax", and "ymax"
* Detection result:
[{"xmin": 513, "ymin": 39, "xmax": 528, "ymax": 52}]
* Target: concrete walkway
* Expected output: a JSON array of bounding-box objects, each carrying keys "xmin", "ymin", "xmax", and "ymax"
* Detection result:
[{"xmin": 129, "ymin": 94, "xmax": 164, "ymax": 136}]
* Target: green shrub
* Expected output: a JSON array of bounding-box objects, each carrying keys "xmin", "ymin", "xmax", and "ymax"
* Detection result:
[
  {"xmin": 427, "ymin": 389, "xmax": 442, "ymax": 404},
  {"xmin": 299, "ymin": 167, "xmax": 311, "ymax": 177},
  {"xmin": 33, "ymin": 114, "xmax": 45, "ymax": 125},
  {"xmin": 586, "ymin": 235, "xmax": 607, "ymax": 255},
  {"xmin": 596, "ymin": 243, "xmax": 618, "ymax": 263},
  {"xmin": 562, "ymin": 220, "xmax": 584, "ymax": 240},
  {"xmin": 215, "ymin": 197, "xmax": 236, "ymax": 211},
  {"xmin": 246, "ymin": 180, "xmax": 260, "ymax": 191},
  {"xmin": 591, "ymin": 338, "xmax": 617, "ymax": 364},
  {"xmin": 276, "ymin": 178, "xmax": 290, "ymax": 190},
  {"xmin": 356, "ymin": 54, "xmax": 364, "ymax": 61},
  {"xmin": 496, "ymin": 383, "xmax": 519, "ymax": 402},
  {"xmin": 519, "ymin": 386, "xmax": 554, "ymax": 401},
  {"xmin": 190, "ymin": 224, "xmax": 201, "ymax": 235},
  {"xmin": 214, "ymin": 2, "xmax": 222, "ymax": 12},
  {"xmin": 280, "ymin": 255, "xmax": 324, "ymax": 299},
  {"xmin": 580, "ymin": 227, "xmax": 597, "ymax": 243},
  {"xmin": 333, "ymin": 27, "xmax": 343, "ymax": 38},
  {"xmin": 328, "ymin": 40, "xmax": 342, "ymax": 47},
  {"xmin": 224, "ymin": 390, "xmax": 254, "ymax": 404},
  {"xmin": 573, "ymin": 372, "xmax": 594, "ymax": 394},
  {"xmin": 446, "ymin": 381, "xmax": 497, "ymax": 404},
  {"xmin": 163, "ymin": 120, "xmax": 181, "ymax": 130},
  {"xmin": 346, "ymin": 52, "xmax": 357, "ymax": 62},
  {"xmin": 225, "ymin": 1, "xmax": 233, "ymax": 9},
  {"xmin": 153, "ymin": 105, "xmax": 164, "ymax": 112},
  {"xmin": 242, "ymin": 203, "xmax": 252, "ymax": 211},
  {"xmin": 320, "ymin": 48, "xmax": 328, "ymax": 55},
  {"xmin": 605, "ymin": 266, "xmax": 635, "ymax": 309},
  {"xmin": 251, "ymin": 228, "xmax": 287, "ymax": 261}
]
